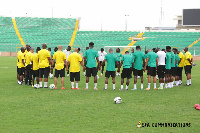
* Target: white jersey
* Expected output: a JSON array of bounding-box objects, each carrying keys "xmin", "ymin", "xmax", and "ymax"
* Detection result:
[
  {"xmin": 98, "ymin": 51, "xmax": 107, "ymax": 61},
  {"xmin": 157, "ymin": 51, "xmax": 166, "ymax": 65},
  {"xmin": 63, "ymin": 49, "xmax": 71, "ymax": 61}
]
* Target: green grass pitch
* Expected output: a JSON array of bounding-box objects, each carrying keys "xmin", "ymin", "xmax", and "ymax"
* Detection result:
[{"xmin": 0, "ymin": 56, "xmax": 200, "ymax": 133}]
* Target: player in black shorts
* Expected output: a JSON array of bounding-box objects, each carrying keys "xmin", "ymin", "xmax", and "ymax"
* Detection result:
[
  {"xmin": 100, "ymin": 48, "xmax": 120, "ymax": 90},
  {"xmin": 184, "ymin": 47, "xmax": 193, "ymax": 86},
  {"xmin": 52, "ymin": 45, "xmax": 67, "ymax": 89},
  {"xmin": 83, "ymin": 42, "xmax": 100, "ymax": 90},
  {"xmin": 144, "ymin": 48, "xmax": 158, "ymax": 90},
  {"xmin": 18, "ymin": 47, "xmax": 26, "ymax": 85},
  {"xmin": 38, "ymin": 43, "xmax": 52, "ymax": 88},
  {"xmin": 119, "ymin": 51, "xmax": 134, "ymax": 90},
  {"xmin": 157, "ymin": 48, "xmax": 166, "ymax": 89},
  {"xmin": 67, "ymin": 48, "xmax": 85, "ymax": 89},
  {"xmin": 132, "ymin": 46, "xmax": 145, "ymax": 90}
]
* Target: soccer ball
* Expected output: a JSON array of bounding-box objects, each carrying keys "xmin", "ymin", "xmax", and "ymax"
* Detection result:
[
  {"xmin": 49, "ymin": 84, "xmax": 55, "ymax": 89},
  {"xmin": 114, "ymin": 97, "xmax": 122, "ymax": 104}
]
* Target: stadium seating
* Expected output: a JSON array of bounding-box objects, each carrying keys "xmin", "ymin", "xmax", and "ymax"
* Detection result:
[
  {"xmin": 0, "ymin": 17, "xmax": 20, "ymax": 52},
  {"xmin": 73, "ymin": 31, "xmax": 139, "ymax": 52},
  {"xmin": 15, "ymin": 17, "xmax": 76, "ymax": 48},
  {"xmin": 135, "ymin": 32, "xmax": 200, "ymax": 55},
  {"xmin": 0, "ymin": 16, "xmax": 199, "ymax": 55},
  {"xmin": 0, "ymin": 17, "xmax": 76, "ymax": 52}
]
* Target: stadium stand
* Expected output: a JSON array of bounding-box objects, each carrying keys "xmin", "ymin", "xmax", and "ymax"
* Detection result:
[
  {"xmin": 69, "ymin": 20, "xmax": 79, "ymax": 46},
  {"xmin": 15, "ymin": 17, "xmax": 76, "ymax": 48},
  {"xmin": 0, "ymin": 17, "xmax": 21, "ymax": 52},
  {"xmin": 12, "ymin": 18, "xmax": 25, "ymax": 47},
  {"xmin": 135, "ymin": 32, "xmax": 200, "ymax": 55},
  {"xmin": 0, "ymin": 17, "xmax": 77, "ymax": 52},
  {"xmin": 0, "ymin": 16, "xmax": 199, "ymax": 55},
  {"xmin": 73, "ymin": 31, "xmax": 139, "ymax": 52}
]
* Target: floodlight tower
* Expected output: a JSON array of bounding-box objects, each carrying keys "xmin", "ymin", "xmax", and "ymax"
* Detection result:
[
  {"xmin": 125, "ymin": 15, "xmax": 129, "ymax": 31},
  {"xmin": 159, "ymin": 0, "xmax": 164, "ymax": 27},
  {"xmin": 101, "ymin": 20, "xmax": 102, "ymax": 31},
  {"xmin": 52, "ymin": 7, "xmax": 54, "ymax": 18}
]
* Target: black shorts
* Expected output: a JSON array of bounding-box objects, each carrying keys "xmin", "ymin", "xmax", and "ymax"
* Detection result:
[
  {"xmin": 115, "ymin": 61, "xmax": 120, "ymax": 68},
  {"xmin": 33, "ymin": 70, "xmax": 39, "ymax": 77},
  {"xmin": 174, "ymin": 67, "xmax": 179, "ymax": 76},
  {"xmin": 19, "ymin": 67, "xmax": 25, "ymax": 76},
  {"xmin": 177, "ymin": 67, "xmax": 183, "ymax": 77},
  {"xmin": 184, "ymin": 65, "xmax": 192, "ymax": 74},
  {"xmin": 105, "ymin": 71, "xmax": 115, "ymax": 78},
  {"xmin": 121, "ymin": 68, "xmax": 132, "ymax": 79},
  {"xmin": 133, "ymin": 69, "xmax": 143, "ymax": 76},
  {"xmin": 165, "ymin": 69, "xmax": 170, "ymax": 75},
  {"xmin": 148, "ymin": 67, "xmax": 156, "ymax": 76},
  {"xmin": 55, "ymin": 68, "xmax": 65, "ymax": 78},
  {"xmin": 17, "ymin": 66, "xmax": 19, "ymax": 74},
  {"xmin": 39, "ymin": 67, "xmax": 50, "ymax": 78},
  {"xmin": 86, "ymin": 67, "xmax": 97, "ymax": 77},
  {"xmin": 157, "ymin": 65, "xmax": 165, "ymax": 78},
  {"xmin": 170, "ymin": 67, "xmax": 175, "ymax": 76},
  {"xmin": 70, "ymin": 71, "xmax": 80, "ymax": 81}
]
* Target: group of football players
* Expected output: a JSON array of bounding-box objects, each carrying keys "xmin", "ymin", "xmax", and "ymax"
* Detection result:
[{"xmin": 17, "ymin": 42, "xmax": 193, "ymax": 90}]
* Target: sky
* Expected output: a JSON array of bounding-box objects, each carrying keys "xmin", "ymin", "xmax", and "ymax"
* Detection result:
[{"xmin": 0, "ymin": 0, "xmax": 199, "ymax": 30}]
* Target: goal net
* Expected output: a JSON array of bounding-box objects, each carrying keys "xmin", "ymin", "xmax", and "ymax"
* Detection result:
[{"xmin": 104, "ymin": 46, "xmax": 136, "ymax": 55}]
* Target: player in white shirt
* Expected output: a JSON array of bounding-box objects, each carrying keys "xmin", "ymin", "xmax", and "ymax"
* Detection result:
[
  {"xmin": 97, "ymin": 48, "xmax": 107, "ymax": 76},
  {"xmin": 63, "ymin": 46, "xmax": 71, "ymax": 76},
  {"xmin": 157, "ymin": 48, "xmax": 166, "ymax": 89}
]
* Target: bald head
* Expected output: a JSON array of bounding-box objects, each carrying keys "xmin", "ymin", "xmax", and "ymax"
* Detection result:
[
  {"xmin": 42, "ymin": 43, "xmax": 47, "ymax": 49},
  {"xmin": 58, "ymin": 45, "xmax": 62, "ymax": 50},
  {"xmin": 26, "ymin": 44, "xmax": 30, "ymax": 49},
  {"xmin": 109, "ymin": 48, "xmax": 113, "ymax": 53},
  {"xmin": 30, "ymin": 47, "xmax": 34, "ymax": 53},
  {"xmin": 74, "ymin": 48, "xmax": 78, "ymax": 52}
]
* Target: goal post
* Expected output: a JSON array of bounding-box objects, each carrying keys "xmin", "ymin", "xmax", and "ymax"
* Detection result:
[{"xmin": 104, "ymin": 46, "xmax": 136, "ymax": 54}]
